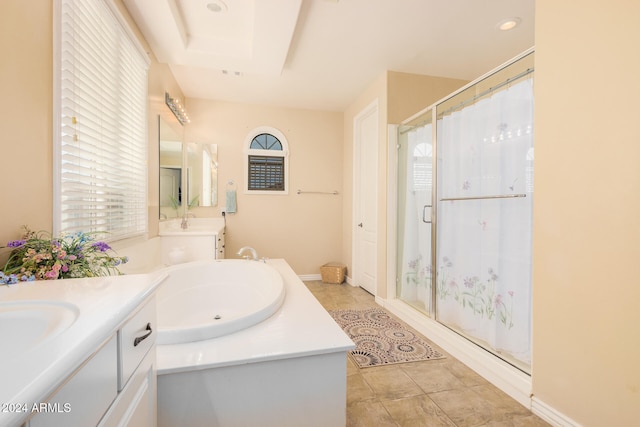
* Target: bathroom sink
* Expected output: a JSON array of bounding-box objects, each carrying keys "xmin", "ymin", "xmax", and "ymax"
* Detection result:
[{"xmin": 0, "ymin": 301, "xmax": 80, "ymax": 360}]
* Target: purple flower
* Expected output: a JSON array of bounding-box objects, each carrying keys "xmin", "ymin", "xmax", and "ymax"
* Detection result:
[
  {"xmin": 464, "ymin": 276, "xmax": 478, "ymax": 289},
  {"xmin": 92, "ymin": 241, "xmax": 111, "ymax": 252},
  {"xmin": 0, "ymin": 273, "xmax": 19, "ymax": 285},
  {"xmin": 7, "ymin": 240, "xmax": 26, "ymax": 248}
]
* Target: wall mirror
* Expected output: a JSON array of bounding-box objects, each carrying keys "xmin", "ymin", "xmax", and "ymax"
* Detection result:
[
  {"xmin": 159, "ymin": 115, "xmax": 183, "ymax": 218},
  {"xmin": 186, "ymin": 142, "xmax": 218, "ymax": 207}
]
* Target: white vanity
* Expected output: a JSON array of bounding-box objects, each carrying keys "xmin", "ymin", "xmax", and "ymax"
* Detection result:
[
  {"xmin": 158, "ymin": 217, "xmax": 225, "ymax": 262},
  {"xmin": 0, "ymin": 272, "xmax": 165, "ymax": 427}
]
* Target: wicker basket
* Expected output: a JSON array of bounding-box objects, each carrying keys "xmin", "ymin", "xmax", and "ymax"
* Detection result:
[{"xmin": 320, "ymin": 262, "xmax": 347, "ymax": 284}]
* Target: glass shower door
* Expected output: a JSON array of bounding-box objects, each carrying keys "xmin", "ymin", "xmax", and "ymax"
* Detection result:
[{"xmin": 396, "ymin": 112, "xmax": 434, "ymax": 316}]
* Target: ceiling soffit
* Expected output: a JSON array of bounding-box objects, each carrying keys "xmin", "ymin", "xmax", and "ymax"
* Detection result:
[{"xmin": 124, "ymin": 0, "xmax": 303, "ymax": 76}]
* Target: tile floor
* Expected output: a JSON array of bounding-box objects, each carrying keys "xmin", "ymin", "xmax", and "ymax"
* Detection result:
[{"xmin": 304, "ymin": 280, "xmax": 550, "ymax": 427}]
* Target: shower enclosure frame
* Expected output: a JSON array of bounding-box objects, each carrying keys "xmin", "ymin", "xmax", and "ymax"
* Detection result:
[{"xmin": 387, "ymin": 47, "xmax": 535, "ymax": 408}]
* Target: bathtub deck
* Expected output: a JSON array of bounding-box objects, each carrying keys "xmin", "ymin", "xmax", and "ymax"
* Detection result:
[{"xmin": 156, "ymin": 258, "xmax": 355, "ymax": 374}]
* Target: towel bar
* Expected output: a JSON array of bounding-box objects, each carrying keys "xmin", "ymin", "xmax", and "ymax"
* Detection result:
[{"xmin": 296, "ymin": 190, "xmax": 339, "ymax": 195}]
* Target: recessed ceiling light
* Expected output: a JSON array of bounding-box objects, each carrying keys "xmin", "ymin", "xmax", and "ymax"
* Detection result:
[
  {"xmin": 497, "ymin": 17, "xmax": 521, "ymax": 31},
  {"xmin": 207, "ymin": 1, "xmax": 227, "ymax": 13}
]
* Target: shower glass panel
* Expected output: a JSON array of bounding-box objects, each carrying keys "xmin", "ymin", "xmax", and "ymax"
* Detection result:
[
  {"xmin": 436, "ymin": 53, "xmax": 534, "ymax": 372},
  {"xmin": 396, "ymin": 110, "xmax": 434, "ymax": 316}
]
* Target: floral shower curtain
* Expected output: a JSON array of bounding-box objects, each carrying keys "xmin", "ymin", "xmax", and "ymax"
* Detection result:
[
  {"xmin": 436, "ymin": 78, "xmax": 534, "ymax": 366},
  {"xmin": 399, "ymin": 124, "xmax": 433, "ymax": 312}
]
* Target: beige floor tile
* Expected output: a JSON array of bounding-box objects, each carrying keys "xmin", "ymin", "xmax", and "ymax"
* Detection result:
[
  {"xmin": 347, "ymin": 401, "xmax": 398, "ymax": 427},
  {"xmin": 346, "ymin": 373, "xmax": 376, "ymax": 406},
  {"xmin": 428, "ymin": 388, "xmax": 494, "ymax": 427},
  {"xmin": 361, "ymin": 366, "xmax": 424, "ymax": 400},
  {"xmin": 469, "ymin": 384, "xmax": 532, "ymax": 420},
  {"xmin": 445, "ymin": 359, "xmax": 491, "ymax": 387},
  {"xmin": 382, "ymin": 395, "xmax": 456, "ymax": 427},
  {"xmin": 400, "ymin": 361, "xmax": 466, "ymax": 394}
]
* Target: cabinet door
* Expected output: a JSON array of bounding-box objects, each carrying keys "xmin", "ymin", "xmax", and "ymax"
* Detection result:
[
  {"xmin": 99, "ymin": 349, "xmax": 156, "ymax": 427},
  {"xmin": 29, "ymin": 335, "xmax": 118, "ymax": 427}
]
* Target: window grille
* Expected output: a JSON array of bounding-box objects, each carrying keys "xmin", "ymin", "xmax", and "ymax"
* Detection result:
[{"xmin": 55, "ymin": 0, "xmax": 149, "ymax": 240}]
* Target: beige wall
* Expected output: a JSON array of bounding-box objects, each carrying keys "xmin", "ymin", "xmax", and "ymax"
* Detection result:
[
  {"xmin": 532, "ymin": 1, "xmax": 640, "ymax": 425},
  {"xmin": 184, "ymin": 98, "xmax": 343, "ymax": 274},
  {"xmin": 0, "ymin": 0, "xmax": 182, "ymax": 264},
  {"xmin": 387, "ymin": 71, "xmax": 467, "ymax": 124},
  {"xmin": 0, "ymin": 0, "xmax": 53, "ymax": 263}
]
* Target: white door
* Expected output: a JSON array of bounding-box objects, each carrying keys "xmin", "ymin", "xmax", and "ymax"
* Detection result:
[{"xmin": 353, "ymin": 100, "xmax": 378, "ymax": 295}]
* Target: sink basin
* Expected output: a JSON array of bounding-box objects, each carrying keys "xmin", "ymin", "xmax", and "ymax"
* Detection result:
[{"xmin": 0, "ymin": 301, "xmax": 80, "ymax": 360}]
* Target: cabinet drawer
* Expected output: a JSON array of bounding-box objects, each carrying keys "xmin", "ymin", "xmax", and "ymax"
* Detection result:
[{"xmin": 118, "ymin": 297, "xmax": 156, "ymax": 390}]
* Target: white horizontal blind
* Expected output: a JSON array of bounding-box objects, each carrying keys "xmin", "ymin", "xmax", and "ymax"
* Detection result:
[{"xmin": 56, "ymin": 0, "xmax": 148, "ymax": 240}]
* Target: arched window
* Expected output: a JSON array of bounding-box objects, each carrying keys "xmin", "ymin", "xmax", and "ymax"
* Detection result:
[{"xmin": 244, "ymin": 127, "xmax": 289, "ymax": 194}]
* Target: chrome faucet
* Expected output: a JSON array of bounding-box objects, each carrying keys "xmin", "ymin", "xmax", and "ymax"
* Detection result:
[
  {"xmin": 237, "ymin": 246, "xmax": 258, "ymax": 261},
  {"xmin": 180, "ymin": 211, "xmax": 195, "ymax": 229}
]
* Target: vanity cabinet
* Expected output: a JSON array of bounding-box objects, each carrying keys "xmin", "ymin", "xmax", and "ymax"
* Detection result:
[
  {"xmin": 158, "ymin": 218, "xmax": 225, "ymax": 262},
  {"xmin": 216, "ymin": 230, "xmax": 225, "ymax": 259},
  {"xmin": 25, "ymin": 297, "xmax": 157, "ymax": 427}
]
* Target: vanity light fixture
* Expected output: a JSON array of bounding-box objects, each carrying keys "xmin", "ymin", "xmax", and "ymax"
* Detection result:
[
  {"xmin": 165, "ymin": 92, "xmax": 190, "ymax": 125},
  {"xmin": 497, "ymin": 17, "xmax": 521, "ymax": 31}
]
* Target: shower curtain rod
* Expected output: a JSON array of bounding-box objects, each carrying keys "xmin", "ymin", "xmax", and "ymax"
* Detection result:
[{"xmin": 437, "ymin": 68, "xmax": 534, "ymax": 118}]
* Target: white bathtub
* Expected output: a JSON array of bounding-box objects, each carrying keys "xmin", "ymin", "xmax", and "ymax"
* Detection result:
[
  {"xmin": 156, "ymin": 259, "xmax": 355, "ymax": 427},
  {"xmin": 156, "ymin": 260, "xmax": 285, "ymax": 345}
]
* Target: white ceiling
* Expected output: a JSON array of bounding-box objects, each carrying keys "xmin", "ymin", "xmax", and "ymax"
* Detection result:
[{"xmin": 123, "ymin": 0, "xmax": 535, "ymax": 112}]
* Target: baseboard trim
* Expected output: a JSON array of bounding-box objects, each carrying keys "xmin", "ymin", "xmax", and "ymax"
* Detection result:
[
  {"xmin": 379, "ymin": 297, "xmax": 532, "ymax": 409},
  {"xmin": 298, "ymin": 274, "xmax": 322, "ymax": 281},
  {"xmin": 531, "ymin": 397, "xmax": 582, "ymax": 427}
]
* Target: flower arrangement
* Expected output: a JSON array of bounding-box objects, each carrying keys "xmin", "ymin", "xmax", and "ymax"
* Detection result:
[{"xmin": 0, "ymin": 227, "xmax": 128, "ymax": 285}]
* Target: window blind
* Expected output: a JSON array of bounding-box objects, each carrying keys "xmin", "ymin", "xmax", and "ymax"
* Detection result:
[
  {"xmin": 55, "ymin": 0, "xmax": 149, "ymax": 240},
  {"xmin": 248, "ymin": 156, "xmax": 285, "ymax": 191}
]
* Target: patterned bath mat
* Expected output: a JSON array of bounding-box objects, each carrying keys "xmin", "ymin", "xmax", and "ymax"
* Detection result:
[{"xmin": 329, "ymin": 308, "xmax": 445, "ymax": 368}]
